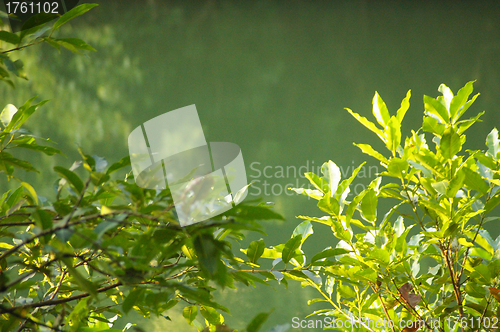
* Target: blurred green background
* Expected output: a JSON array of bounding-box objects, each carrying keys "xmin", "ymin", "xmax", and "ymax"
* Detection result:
[{"xmin": 1, "ymin": 0, "xmax": 500, "ymax": 330}]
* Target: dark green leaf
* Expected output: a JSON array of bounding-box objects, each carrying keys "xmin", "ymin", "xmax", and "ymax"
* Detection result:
[
  {"xmin": 246, "ymin": 239, "xmax": 265, "ymax": 264},
  {"xmin": 282, "ymin": 235, "xmax": 302, "ymax": 264},
  {"xmin": 311, "ymin": 248, "xmax": 349, "ymax": 263},
  {"xmin": 246, "ymin": 310, "xmax": 273, "ymax": 332},
  {"xmin": 49, "ymin": 38, "xmax": 96, "ymax": 53},
  {"xmin": 122, "ymin": 288, "xmax": 144, "ymax": 314},
  {"xmin": 107, "ymin": 156, "xmax": 131, "ymax": 175},
  {"xmin": 0, "ymin": 31, "xmax": 20, "ymax": 45},
  {"xmin": 54, "ymin": 166, "xmax": 84, "ymax": 193},
  {"xmin": 20, "ymin": 12, "xmax": 59, "ymax": 41},
  {"xmin": 0, "ymin": 152, "xmax": 37, "ymax": 173},
  {"xmin": 17, "ymin": 142, "xmax": 61, "ymax": 156}
]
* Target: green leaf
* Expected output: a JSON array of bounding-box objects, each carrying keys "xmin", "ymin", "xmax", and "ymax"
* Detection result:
[
  {"xmin": 52, "ymin": 4, "xmax": 99, "ymax": 31},
  {"xmin": 20, "ymin": 12, "xmax": 59, "ymax": 41},
  {"xmin": 470, "ymin": 264, "xmax": 491, "ymax": 285},
  {"xmin": 317, "ymin": 193, "xmax": 340, "ymax": 216},
  {"xmin": 396, "ymin": 89, "xmax": 411, "ymax": 123},
  {"xmin": 422, "ymin": 116, "xmax": 445, "ymax": 137},
  {"xmin": 0, "ymin": 31, "xmax": 20, "ymax": 45},
  {"xmin": 360, "ymin": 188, "xmax": 377, "ymax": 222},
  {"xmin": 54, "ymin": 166, "xmax": 84, "ymax": 193},
  {"xmin": 47, "ymin": 38, "xmax": 96, "ymax": 54},
  {"xmin": 292, "ymin": 220, "xmax": 314, "ymax": 244},
  {"xmin": 21, "ymin": 181, "xmax": 38, "ymax": 205},
  {"xmin": 4, "ymin": 96, "xmax": 36, "ymax": 132},
  {"xmin": 193, "ymin": 234, "xmax": 220, "ymax": 278},
  {"xmin": 282, "ymin": 235, "xmax": 302, "ymax": 264},
  {"xmin": 200, "ymin": 306, "xmax": 223, "ymax": 325},
  {"xmin": 321, "ymin": 160, "xmax": 341, "ymax": 194},
  {"xmin": 371, "ymin": 248, "xmax": 390, "ymax": 265},
  {"xmin": 4, "ymin": 98, "xmax": 49, "ymax": 132},
  {"xmin": 183, "ymin": 306, "xmax": 198, "ymax": 325},
  {"xmin": 484, "ymin": 192, "xmax": 500, "ymax": 214},
  {"xmin": 462, "ymin": 166, "xmax": 489, "ymax": 196},
  {"xmin": 387, "ymin": 158, "xmax": 408, "ymax": 179},
  {"xmin": 335, "ymin": 162, "xmax": 366, "ymax": 202},
  {"xmin": 440, "ymin": 128, "xmax": 462, "ymax": 159},
  {"xmin": 3, "ymin": 58, "xmax": 27, "ymax": 79},
  {"xmin": 353, "ymin": 143, "xmax": 389, "ymax": 164},
  {"xmin": 288, "ymin": 187, "xmax": 323, "ymax": 200},
  {"xmin": 372, "ymin": 91, "xmax": 390, "ymax": 126},
  {"xmin": 310, "ymin": 248, "xmax": 349, "ymax": 263},
  {"xmin": 385, "ymin": 116, "xmax": 401, "ymax": 153},
  {"xmin": 438, "ymin": 83, "xmax": 454, "ymax": 110},
  {"xmin": 431, "ymin": 180, "xmax": 449, "ymax": 195},
  {"xmin": 16, "ymin": 142, "xmax": 61, "ymax": 156},
  {"xmin": 447, "ymin": 168, "xmax": 465, "ymax": 197},
  {"xmin": 456, "ymin": 93, "xmax": 479, "ymax": 120},
  {"xmin": 246, "ymin": 239, "xmax": 265, "ymax": 264},
  {"xmin": 63, "ymin": 259, "xmax": 97, "ymax": 298},
  {"xmin": 304, "ymin": 172, "xmax": 326, "ymax": 193},
  {"xmin": 457, "ymin": 111, "xmax": 484, "ymax": 135},
  {"xmin": 107, "ymin": 155, "xmax": 131, "ymax": 175},
  {"xmin": 486, "ymin": 128, "xmax": 499, "ymax": 159},
  {"xmin": 122, "ymin": 288, "xmax": 144, "ymax": 314},
  {"xmin": 0, "ymin": 104, "xmax": 18, "ymax": 126},
  {"xmin": 68, "ymin": 297, "xmax": 90, "ymax": 332},
  {"xmin": 246, "ymin": 310, "xmax": 273, "ymax": 332},
  {"xmin": 450, "ymin": 81, "xmax": 474, "ymax": 120},
  {"xmin": 424, "ymin": 95, "xmax": 449, "ymax": 124},
  {"xmin": 0, "ymin": 152, "xmax": 37, "ymax": 173},
  {"xmin": 346, "ymin": 108, "xmax": 385, "ymax": 142}
]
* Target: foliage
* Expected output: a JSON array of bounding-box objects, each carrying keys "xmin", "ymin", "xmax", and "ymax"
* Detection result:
[
  {"xmin": 0, "ymin": 5, "xmax": 285, "ymax": 332},
  {"xmin": 0, "ymin": 3, "xmax": 98, "ymax": 88},
  {"xmin": 256, "ymin": 82, "xmax": 500, "ymax": 332}
]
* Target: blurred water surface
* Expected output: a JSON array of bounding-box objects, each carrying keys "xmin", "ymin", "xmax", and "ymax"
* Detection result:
[{"xmin": 1, "ymin": 1, "xmax": 500, "ymax": 330}]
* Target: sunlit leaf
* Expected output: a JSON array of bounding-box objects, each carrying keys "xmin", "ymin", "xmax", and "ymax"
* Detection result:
[
  {"xmin": 372, "ymin": 91, "xmax": 390, "ymax": 126},
  {"xmin": 440, "ymin": 127, "xmax": 462, "ymax": 159}
]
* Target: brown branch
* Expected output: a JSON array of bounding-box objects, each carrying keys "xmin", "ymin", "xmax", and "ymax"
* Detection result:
[
  {"xmin": 49, "ymin": 270, "xmax": 67, "ymax": 301},
  {"xmin": 2, "ymin": 281, "xmax": 123, "ymax": 311},
  {"xmin": 440, "ymin": 241, "xmax": 464, "ymax": 331},
  {"xmin": 1, "ymin": 40, "xmax": 44, "ymax": 54}
]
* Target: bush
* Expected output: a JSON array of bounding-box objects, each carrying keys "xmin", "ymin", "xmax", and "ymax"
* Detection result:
[{"xmin": 260, "ymin": 81, "xmax": 500, "ymax": 332}]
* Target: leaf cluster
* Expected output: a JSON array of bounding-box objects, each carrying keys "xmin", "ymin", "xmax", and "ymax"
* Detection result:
[{"xmin": 266, "ymin": 81, "xmax": 500, "ymax": 332}]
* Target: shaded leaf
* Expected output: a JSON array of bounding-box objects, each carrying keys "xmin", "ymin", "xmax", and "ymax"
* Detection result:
[{"xmin": 282, "ymin": 235, "xmax": 302, "ymax": 264}]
